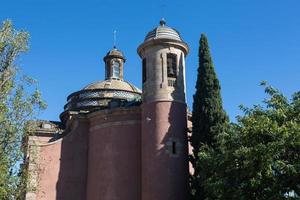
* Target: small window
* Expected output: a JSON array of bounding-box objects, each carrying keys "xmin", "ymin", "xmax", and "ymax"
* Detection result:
[
  {"xmin": 112, "ymin": 61, "xmax": 120, "ymax": 78},
  {"xmin": 167, "ymin": 54, "xmax": 177, "ymax": 78},
  {"xmin": 106, "ymin": 61, "xmax": 110, "ymax": 79},
  {"xmin": 142, "ymin": 58, "xmax": 147, "ymax": 83},
  {"xmin": 172, "ymin": 141, "xmax": 177, "ymax": 154}
]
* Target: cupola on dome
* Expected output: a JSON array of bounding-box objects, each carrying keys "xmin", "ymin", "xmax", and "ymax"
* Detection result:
[
  {"xmin": 63, "ymin": 47, "xmax": 141, "ymax": 113},
  {"xmin": 104, "ymin": 47, "xmax": 125, "ymax": 62},
  {"xmin": 144, "ymin": 19, "xmax": 182, "ymax": 42}
]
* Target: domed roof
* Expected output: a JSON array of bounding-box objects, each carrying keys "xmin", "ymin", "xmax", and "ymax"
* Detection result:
[
  {"xmin": 62, "ymin": 46, "xmax": 141, "ymax": 114},
  {"xmin": 64, "ymin": 79, "xmax": 141, "ymax": 112},
  {"xmin": 103, "ymin": 47, "xmax": 125, "ymax": 61},
  {"xmin": 144, "ymin": 19, "xmax": 182, "ymax": 42},
  {"xmin": 83, "ymin": 79, "xmax": 141, "ymax": 93}
]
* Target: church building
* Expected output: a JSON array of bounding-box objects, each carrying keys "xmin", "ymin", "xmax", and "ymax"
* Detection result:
[{"xmin": 26, "ymin": 19, "xmax": 192, "ymax": 200}]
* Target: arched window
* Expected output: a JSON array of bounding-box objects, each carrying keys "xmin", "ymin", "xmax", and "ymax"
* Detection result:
[
  {"xmin": 167, "ymin": 53, "xmax": 177, "ymax": 78},
  {"xmin": 112, "ymin": 61, "xmax": 120, "ymax": 78}
]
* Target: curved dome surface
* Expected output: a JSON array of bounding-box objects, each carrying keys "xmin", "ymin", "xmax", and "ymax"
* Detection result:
[
  {"xmin": 64, "ymin": 79, "xmax": 141, "ymax": 112},
  {"xmin": 83, "ymin": 79, "xmax": 141, "ymax": 93},
  {"xmin": 144, "ymin": 19, "xmax": 182, "ymax": 42},
  {"xmin": 104, "ymin": 48, "xmax": 125, "ymax": 61}
]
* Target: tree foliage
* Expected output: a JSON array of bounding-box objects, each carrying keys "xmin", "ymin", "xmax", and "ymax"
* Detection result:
[
  {"xmin": 199, "ymin": 83, "xmax": 300, "ymax": 199},
  {"xmin": 0, "ymin": 20, "xmax": 46, "ymax": 199},
  {"xmin": 190, "ymin": 34, "xmax": 228, "ymax": 199}
]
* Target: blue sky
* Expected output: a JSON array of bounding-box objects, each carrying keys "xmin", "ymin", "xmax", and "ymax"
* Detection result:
[{"xmin": 1, "ymin": 0, "xmax": 300, "ymax": 121}]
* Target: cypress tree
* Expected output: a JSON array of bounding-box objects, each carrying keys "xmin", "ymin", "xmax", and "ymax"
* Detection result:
[{"xmin": 190, "ymin": 34, "xmax": 228, "ymax": 199}]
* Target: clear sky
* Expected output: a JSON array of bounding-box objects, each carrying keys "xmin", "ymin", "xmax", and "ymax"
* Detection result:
[{"xmin": 1, "ymin": 0, "xmax": 300, "ymax": 121}]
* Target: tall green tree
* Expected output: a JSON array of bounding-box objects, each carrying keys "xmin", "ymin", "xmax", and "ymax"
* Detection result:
[
  {"xmin": 199, "ymin": 83, "xmax": 300, "ymax": 199},
  {"xmin": 0, "ymin": 20, "xmax": 46, "ymax": 199},
  {"xmin": 190, "ymin": 34, "xmax": 228, "ymax": 199}
]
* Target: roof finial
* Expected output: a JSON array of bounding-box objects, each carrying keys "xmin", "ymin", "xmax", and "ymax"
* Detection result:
[
  {"xmin": 160, "ymin": 18, "xmax": 166, "ymax": 26},
  {"xmin": 113, "ymin": 30, "xmax": 117, "ymax": 48},
  {"xmin": 160, "ymin": 2, "xmax": 166, "ymax": 26}
]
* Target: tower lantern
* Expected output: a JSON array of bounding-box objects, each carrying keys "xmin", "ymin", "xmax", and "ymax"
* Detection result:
[{"xmin": 103, "ymin": 47, "xmax": 126, "ymax": 80}]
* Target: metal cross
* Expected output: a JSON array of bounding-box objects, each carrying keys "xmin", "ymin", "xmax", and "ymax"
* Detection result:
[
  {"xmin": 161, "ymin": 3, "xmax": 166, "ymax": 19},
  {"xmin": 113, "ymin": 30, "xmax": 117, "ymax": 48}
]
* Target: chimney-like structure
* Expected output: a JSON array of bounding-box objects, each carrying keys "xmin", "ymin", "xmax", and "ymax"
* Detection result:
[{"xmin": 137, "ymin": 19, "xmax": 189, "ymax": 200}]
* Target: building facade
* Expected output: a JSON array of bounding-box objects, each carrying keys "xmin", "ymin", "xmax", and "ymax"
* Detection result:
[{"xmin": 26, "ymin": 19, "xmax": 192, "ymax": 200}]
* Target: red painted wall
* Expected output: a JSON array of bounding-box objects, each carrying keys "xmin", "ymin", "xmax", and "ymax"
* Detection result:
[
  {"xmin": 86, "ymin": 108, "xmax": 141, "ymax": 200},
  {"xmin": 56, "ymin": 119, "xmax": 89, "ymax": 200},
  {"xmin": 141, "ymin": 101, "xmax": 189, "ymax": 200},
  {"xmin": 29, "ymin": 105, "xmax": 189, "ymax": 200},
  {"xmin": 31, "ymin": 119, "xmax": 88, "ymax": 200},
  {"xmin": 35, "ymin": 140, "xmax": 61, "ymax": 200}
]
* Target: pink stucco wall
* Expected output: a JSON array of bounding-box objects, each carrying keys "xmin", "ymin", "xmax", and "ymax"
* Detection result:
[
  {"xmin": 141, "ymin": 101, "xmax": 189, "ymax": 200},
  {"xmin": 35, "ymin": 140, "xmax": 61, "ymax": 200},
  {"xmin": 55, "ymin": 119, "xmax": 88, "ymax": 200},
  {"xmin": 86, "ymin": 108, "xmax": 141, "ymax": 200},
  {"xmin": 30, "ymin": 119, "xmax": 88, "ymax": 200}
]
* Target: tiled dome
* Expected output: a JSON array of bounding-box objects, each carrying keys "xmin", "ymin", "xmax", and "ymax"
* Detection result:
[
  {"xmin": 64, "ymin": 79, "xmax": 141, "ymax": 112},
  {"xmin": 83, "ymin": 79, "xmax": 141, "ymax": 93}
]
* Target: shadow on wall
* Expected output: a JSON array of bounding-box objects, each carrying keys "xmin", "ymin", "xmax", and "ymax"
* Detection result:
[
  {"xmin": 55, "ymin": 118, "xmax": 89, "ymax": 200},
  {"xmin": 142, "ymin": 52, "xmax": 189, "ymax": 200},
  {"xmin": 161, "ymin": 52, "xmax": 189, "ymax": 199},
  {"xmin": 161, "ymin": 102, "xmax": 189, "ymax": 199}
]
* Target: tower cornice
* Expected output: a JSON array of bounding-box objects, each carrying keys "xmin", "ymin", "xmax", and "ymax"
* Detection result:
[{"xmin": 137, "ymin": 38, "xmax": 189, "ymax": 58}]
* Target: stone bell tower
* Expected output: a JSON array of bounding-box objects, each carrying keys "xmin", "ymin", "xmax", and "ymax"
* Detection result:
[{"xmin": 138, "ymin": 19, "xmax": 189, "ymax": 200}]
